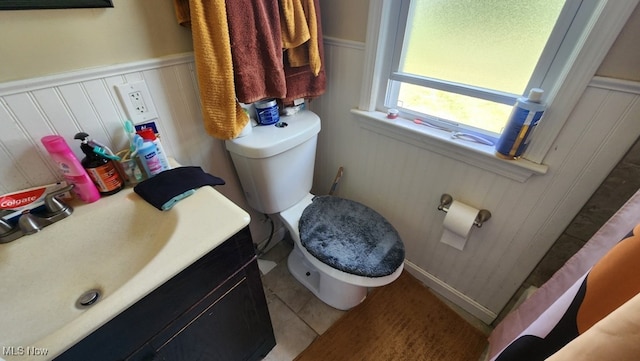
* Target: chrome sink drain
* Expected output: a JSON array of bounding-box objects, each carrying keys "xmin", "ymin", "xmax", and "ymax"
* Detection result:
[{"xmin": 76, "ymin": 289, "xmax": 101, "ymax": 308}]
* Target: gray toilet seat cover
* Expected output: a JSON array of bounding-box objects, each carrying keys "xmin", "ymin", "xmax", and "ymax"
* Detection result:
[{"xmin": 299, "ymin": 196, "xmax": 405, "ymax": 277}]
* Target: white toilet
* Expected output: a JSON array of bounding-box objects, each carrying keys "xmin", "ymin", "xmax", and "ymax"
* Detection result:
[{"xmin": 225, "ymin": 110, "xmax": 404, "ymax": 310}]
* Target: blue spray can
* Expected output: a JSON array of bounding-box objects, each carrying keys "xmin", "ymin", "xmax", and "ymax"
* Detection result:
[{"xmin": 495, "ymin": 88, "xmax": 546, "ymax": 159}]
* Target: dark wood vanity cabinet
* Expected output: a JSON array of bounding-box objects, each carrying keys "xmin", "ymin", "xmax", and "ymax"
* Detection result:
[{"xmin": 55, "ymin": 227, "xmax": 276, "ymax": 361}]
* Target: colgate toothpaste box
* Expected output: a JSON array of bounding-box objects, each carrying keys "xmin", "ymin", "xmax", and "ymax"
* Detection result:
[{"xmin": 0, "ymin": 182, "xmax": 70, "ymax": 223}]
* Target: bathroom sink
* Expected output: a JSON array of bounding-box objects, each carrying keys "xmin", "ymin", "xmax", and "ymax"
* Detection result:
[
  {"xmin": 0, "ymin": 184, "xmax": 250, "ymax": 360},
  {"xmin": 0, "ymin": 190, "xmax": 176, "ymax": 347}
]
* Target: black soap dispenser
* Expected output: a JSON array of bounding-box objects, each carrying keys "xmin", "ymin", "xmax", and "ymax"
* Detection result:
[{"xmin": 74, "ymin": 132, "xmax": 124, "ymax": 196}]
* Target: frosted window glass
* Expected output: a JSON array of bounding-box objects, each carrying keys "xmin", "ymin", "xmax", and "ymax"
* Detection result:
[
  {"xmin": 397, "ymin": 83, "xmax": 513, "ymax": 134},
  {"xmin": 401, "ymin": 0, "xmax": 566, "ymax": 95}
]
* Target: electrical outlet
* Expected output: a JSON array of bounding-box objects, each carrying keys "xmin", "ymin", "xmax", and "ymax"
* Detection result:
[
  {"xmin": 115, "ymin": 80, "xmax": 158, "ymax": 123},
  {"xmin": 129, "ymin": 91, "xmax": 147, "ymax": 114}
]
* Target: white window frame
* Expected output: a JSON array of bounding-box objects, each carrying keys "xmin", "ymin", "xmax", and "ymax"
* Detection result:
[{"xmin": 354, "ymin": 0, "xmax": 638, "ymax": 181}]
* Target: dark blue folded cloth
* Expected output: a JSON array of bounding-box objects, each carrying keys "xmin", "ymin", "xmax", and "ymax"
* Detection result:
[{"xmin": 134, "ymin": 166, "xmax": 225, "ymax": 210}]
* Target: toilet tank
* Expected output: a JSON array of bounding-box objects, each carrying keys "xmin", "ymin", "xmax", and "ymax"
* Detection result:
[{"xmin": 225, "ymin": 110, "xmax": 321, "ymax": 214}]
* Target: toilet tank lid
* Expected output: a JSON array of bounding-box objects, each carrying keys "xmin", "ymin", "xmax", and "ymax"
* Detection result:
[{"xmin": 225, "ymin": 110, "xmax": 321, "ymax": 159}]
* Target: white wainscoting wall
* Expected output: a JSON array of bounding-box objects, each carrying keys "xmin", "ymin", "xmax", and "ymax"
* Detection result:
[
  {"xmin": 1, "ymin": 40, "xmax": 639, "ymax": 324},
  {"xmin": 0, "ymin": 54, "xmax": 274, "ymax": 246},
  {"xmin": 312, "ymin": 37, "xmax": 640, "ymax": 323}
]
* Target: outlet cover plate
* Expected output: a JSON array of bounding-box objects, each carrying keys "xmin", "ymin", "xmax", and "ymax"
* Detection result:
[{"xmin": 115, "ymin": 80, "xmax": 159, "ymax": 123}]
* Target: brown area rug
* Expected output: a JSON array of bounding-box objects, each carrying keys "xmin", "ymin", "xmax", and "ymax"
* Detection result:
[{"xmin": 294, "ymin": 271, "xmax": 488, "ymax": 361}]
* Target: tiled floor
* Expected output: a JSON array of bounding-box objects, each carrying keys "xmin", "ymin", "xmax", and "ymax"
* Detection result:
[
  {"xmin": 258, "ymin": 237, "xmax": 492, "ymax": 361},
  {"xmin": 259, "ymin": 238, "xmax": 346, "ymax": 360}
]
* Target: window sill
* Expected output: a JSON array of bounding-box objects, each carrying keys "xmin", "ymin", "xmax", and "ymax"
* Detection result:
[{"xmin": 351, "ymin": 109, "xmax": 548, "ymax": 182}]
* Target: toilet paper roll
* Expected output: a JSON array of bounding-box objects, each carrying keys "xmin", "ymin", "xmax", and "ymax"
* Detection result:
[{"xmin": 440, "ymin": 200, "xmax": 479, "ymax": 251}]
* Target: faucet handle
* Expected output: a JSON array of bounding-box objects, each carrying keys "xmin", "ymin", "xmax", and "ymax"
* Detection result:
[
  {"xmin": 18, "ymin": 210, "xmax": 44, "ymax": 235},
  {"xmin": 0, "ymin": 218, "xmax": 13, "ymax": 234},
  {"xmin": 44, "ymin": 184, "xmax": 75, "ymax": 214}
]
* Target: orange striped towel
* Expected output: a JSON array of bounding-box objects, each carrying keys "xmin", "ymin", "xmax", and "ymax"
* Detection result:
[
  {"xmin": 279, "ymin": 0, "xmax": 310, "ymax": 49},
  {"xmin": 173, "ymin": 0, "xmax": 248, "ymax": 140},
  {"xmin": 285, "ymin": 0, "xmax": 321, "ymax": 76}
]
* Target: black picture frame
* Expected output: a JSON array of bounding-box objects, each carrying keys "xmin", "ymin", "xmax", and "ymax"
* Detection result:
[{"xmin": 0, "ymin": 1, "xmax": 114, "ymax": 10}]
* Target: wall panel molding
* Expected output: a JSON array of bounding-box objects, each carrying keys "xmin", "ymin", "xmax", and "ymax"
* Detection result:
[{"xmin": 0, "ymin": 53, "xmax": 195, "ymax": 97}]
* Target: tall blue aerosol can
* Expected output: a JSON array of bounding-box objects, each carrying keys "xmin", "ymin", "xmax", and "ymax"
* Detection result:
[{"xmin": 495, "ymin": 88, "xmax": 546, "ymax": 159}]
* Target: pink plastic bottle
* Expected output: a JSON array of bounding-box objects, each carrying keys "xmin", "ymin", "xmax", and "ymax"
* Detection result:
[{"xmin": 41, "ymin": 135, "xmax": 101, "ymax": 203}]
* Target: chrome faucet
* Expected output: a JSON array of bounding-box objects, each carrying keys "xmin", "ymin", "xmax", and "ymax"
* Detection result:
[{"xmin": 0, "ymin": 184, "xmax": 75, "ymax": 243}]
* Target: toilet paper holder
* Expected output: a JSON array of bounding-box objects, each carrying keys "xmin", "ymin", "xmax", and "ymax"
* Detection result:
[{"xmin": 437, "ymin": 193, "xmax": 491, "ymax": 228}]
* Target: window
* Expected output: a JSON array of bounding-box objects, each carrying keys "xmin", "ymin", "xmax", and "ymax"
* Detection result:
[
  {"xmin": 357, "ymin": 0, "xmax": 635, "ymax": 169},
  {"xmin": 384, "ymin": 0, "xmax": 589, "ymax": 138}
]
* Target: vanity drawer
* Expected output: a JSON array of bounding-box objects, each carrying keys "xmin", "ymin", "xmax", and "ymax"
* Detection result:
[{"xmin": 128, "ymin": 260, "xmax": 275, "ymax": 361}]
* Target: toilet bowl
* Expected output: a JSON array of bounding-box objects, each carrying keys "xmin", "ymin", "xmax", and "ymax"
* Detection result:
[
  {"xmin": 225, "ymin": 110, "xmax": 405, "ymax": 310},
  {"xmin": 279, "ymin": 193, "xmax": 404, "ymax": 310}
]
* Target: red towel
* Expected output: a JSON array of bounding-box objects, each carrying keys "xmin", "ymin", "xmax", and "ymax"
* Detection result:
[{"xmin": 226, "ymin": 0, "xmax": 287, "ymax": 104}]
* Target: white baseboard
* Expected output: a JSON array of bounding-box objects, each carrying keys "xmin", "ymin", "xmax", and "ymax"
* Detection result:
[{"xmin": 404, "ymin": 260, "xmax": 497, "ymax": 324}]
